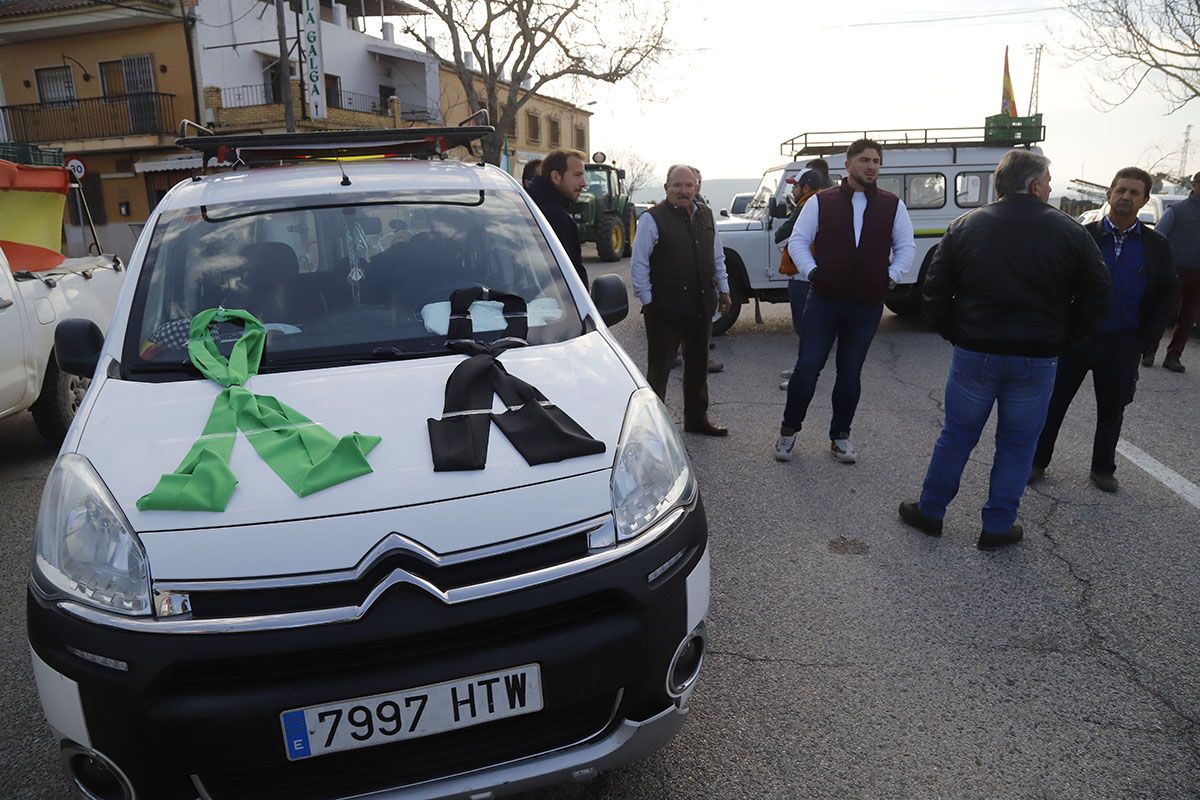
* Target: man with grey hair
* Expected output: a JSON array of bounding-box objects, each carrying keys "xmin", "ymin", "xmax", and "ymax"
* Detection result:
[
  {"xmin": 631, "ymin": 164, "xmax": 733, "ymax": 436},
  {"xmin": 898, "ymin": 149, "xmax": 1111, "ymax": 550}
]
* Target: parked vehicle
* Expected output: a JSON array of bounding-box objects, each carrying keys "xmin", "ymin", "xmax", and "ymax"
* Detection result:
[
  {"xmin": 713, "ymin": 121, "xmax": 1045, "ymax": 333},
  {"xmin": 0, "ymin": 160, "xmax": 124, "ymax": 443},
  {"xmin": 573, "ymin": 153, "xmax": 637, "ymax": 262},
  {"xmin": 721, "ymin": 192, "xmax": 753, "ymax": 217},
  {"xmin": 28, "ymin": 127, "xmax": 710, "ymax": 800}
]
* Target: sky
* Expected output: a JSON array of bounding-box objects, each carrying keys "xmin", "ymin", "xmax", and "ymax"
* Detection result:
[{"xmin": 577, "ymin": 0, "xmax": 1196, "ymax": 193}]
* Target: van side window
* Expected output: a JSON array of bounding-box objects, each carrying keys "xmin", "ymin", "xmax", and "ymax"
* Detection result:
[
  {"xmin": 955, "ymin": 172, "xmax": 992, "ymax": 208},
  {"xmin": 877, "ymin": 175, "xmax": 903, "ymax": 197},
  {"xmin": 905, "ymin": 174, "xmax": 946, "ymax": 209}
]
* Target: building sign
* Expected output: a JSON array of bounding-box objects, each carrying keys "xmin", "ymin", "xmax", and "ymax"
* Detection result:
[{"xmin": 301, "ymin": 0, "xmax": 325, "ymax": 119}]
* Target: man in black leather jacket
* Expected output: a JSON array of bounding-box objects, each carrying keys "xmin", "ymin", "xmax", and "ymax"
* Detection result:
[
  {"xmin": 899, "ymin": 150, "xmax": 1112, "ymax": 550},
  {"xmin": 1030, "ymin": 167, "xmax": 1177, "ymax": 493}
]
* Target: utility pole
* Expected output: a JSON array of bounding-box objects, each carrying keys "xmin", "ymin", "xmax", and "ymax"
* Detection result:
[
  {"xmin": 1181, "ymin": 124, "xmax": 1192, "ymax": 182},
  {"xmin": 1026, "ymin": 44, "xmax": 1043, "ymax": 115},
  {"xmin": 274, "ymin": 0, "xmax": 296, "ymax": 132}
]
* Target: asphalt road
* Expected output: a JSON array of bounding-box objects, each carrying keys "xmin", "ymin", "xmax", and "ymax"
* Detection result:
[{"xmin": 2, "ymin": 252, "xmax": 1198, "ymax": 799}]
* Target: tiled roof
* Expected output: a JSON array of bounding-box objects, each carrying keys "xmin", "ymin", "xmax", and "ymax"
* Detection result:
[{"xmin": 0, "ymin": 0, "xmax": 175, "ymax": 19}]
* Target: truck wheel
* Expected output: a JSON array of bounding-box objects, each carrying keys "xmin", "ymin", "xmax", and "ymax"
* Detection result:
[
  {"xmin": 596, "ymin": 217, "xmax": 623, "ymax": 262},
  {"xmin": 884, "ymin": 281, "xmax": 924, "ymax": 317},
  {"xmin": 621, "ymin": 206, "xmax": 636, "ymax": 258},
  {"xmin": 31, "ymin": 359, "xmax": 89, "ymax": 445},
  {"xmin": 711, "ymin": 280, "xmax": 744, "ymax": 336}
]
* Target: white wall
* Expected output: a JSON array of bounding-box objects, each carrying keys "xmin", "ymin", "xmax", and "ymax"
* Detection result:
[{"xmin": 193, "ymin": 0, "xmax": 437, "ymax": 115}]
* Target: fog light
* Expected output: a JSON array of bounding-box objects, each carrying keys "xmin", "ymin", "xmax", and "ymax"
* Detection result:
[
  {"xmin": 65, "ymin": 645, "xmax": 128, "ymax": 672},
  {"xmin": 666, "ymin": 621, "xmax": 707, "ymax": 698},
  {"xmin": 61, "ymin": 742, "xmax": 134, "ymax": 800}
]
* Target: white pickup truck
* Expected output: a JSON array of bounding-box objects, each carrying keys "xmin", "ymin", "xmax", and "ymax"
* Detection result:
[
  {"xmin": 0, "ymin": 249, "xmax": 123, "ymax": 442},
  {"xmin": 713, "ymin": 124, "xmax": 1043, "ymax": 334}
]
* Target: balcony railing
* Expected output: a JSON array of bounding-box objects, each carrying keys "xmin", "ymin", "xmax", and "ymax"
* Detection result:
[
  {"xmin": 220, "ymin": 83, "xmax": 434, "ymax": 121},
  {"xmin": 0, "ymin": 92, "xmax": 176, "ymax": 143}
]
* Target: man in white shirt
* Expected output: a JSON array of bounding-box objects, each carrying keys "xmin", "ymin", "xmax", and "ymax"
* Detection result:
[{"xmin": 775, "ymin": 139, "xmax": 915, "ymax": 463}]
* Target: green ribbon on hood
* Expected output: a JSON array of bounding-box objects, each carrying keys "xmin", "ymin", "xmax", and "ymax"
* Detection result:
[{"xmin": 137, "ymin": 307, "xmax": 381, "ymax": 512}]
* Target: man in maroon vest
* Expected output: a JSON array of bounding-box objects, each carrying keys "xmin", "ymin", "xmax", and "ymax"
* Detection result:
[
  {"xmin": 775, "ymin": 139, "xmax": 915, "ymax": 463},
  {"xmin": 631, "ymin": 165, "xmax": 733, "ymax": 436}
]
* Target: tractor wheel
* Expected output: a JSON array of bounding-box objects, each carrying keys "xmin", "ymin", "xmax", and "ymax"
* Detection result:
[
  {"xmin": 597, "ymin": 216, "xmax": 623, "ymax": 262},
  {"xmin": 621, "ymin": 205, "xmax": 636, "ymax": 258}
]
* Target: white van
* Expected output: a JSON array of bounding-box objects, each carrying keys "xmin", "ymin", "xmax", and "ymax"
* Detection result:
[
  {"xmin": 28, "ymin": 128, "xmax": 710, "ymax": 800},
  {"xmin": 714, "ymin": 126, "xmax": 1044, "ymax": 330}
]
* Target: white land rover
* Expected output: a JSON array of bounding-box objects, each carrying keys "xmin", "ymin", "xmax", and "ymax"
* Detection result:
[
  {"xmin": 713, "ymin": 124, "xmax": 1044, "ymax": 333},
  {"xmin": 28, "ymin": 128, "xmax": 710, "ymax": 800}
]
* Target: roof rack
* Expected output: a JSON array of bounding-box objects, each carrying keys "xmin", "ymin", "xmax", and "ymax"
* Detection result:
[
  {"xmin": 176, "ymin": 126, "xmax": 496, "ymax": 168},
  {"xmin": 780, "ymin": 116, "xmax": 1044, "ymax": 158}
]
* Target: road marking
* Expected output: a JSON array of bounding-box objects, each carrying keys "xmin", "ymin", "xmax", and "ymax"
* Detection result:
[{"xmin": 1117, "ymin": 439, "xmax": 1200, "ymax": 511}]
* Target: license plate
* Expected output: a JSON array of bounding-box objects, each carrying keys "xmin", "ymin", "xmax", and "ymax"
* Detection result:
[{"xmin": 280, "ymin": 664, "xmax": 543, "ymax": 760}]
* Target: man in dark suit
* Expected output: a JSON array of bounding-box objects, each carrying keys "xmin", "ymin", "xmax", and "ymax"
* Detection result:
[
  {"xmin": 526, "ymin": 150, "xmax": 587, "ymax": 287},
  {"xmin": 1030, "ymin": 167, "xmax": 1178, "ymax": 492}
]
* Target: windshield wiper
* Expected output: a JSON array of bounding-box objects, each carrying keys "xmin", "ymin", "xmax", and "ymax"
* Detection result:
[
  {"xmin": 261, "ymin": 346, "xmax": 449, "ymax": 369},
  {"xmin": 125, "ymin": 359, "xmax": 203, "ymax": 377}
]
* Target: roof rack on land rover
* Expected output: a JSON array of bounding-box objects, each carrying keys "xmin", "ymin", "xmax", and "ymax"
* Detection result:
[
  {"xmin": 176, "ymin": 126, "xmax": 496, "ymax": 168},
  {"xmin": 780, "ymin": 115, "xmax": 1045, "ymax": 158}
]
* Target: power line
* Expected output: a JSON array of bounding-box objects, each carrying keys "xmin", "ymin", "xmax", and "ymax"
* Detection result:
[{"xmin": 830, "ymin": 6, "xmax": 1060, "ymax": 29}]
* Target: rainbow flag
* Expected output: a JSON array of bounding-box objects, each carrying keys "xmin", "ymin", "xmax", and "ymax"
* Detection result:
[
  {"xmin": 0, "ymin": 159, "xmax": 68, "ymax": 271},
  {"xmin": 1001, "ymin": 46, "xmax": 1019, "ymax": 118}
]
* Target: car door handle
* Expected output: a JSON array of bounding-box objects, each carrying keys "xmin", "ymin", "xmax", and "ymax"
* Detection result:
[{"xmin": 0, "ymin": 297, "xmax": 13, "ymax": 309}]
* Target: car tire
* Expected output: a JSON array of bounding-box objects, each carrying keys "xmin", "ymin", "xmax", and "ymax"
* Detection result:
[
  {"xmin": 31, "ymin": 358, "xmax": 89, "ymax": 445},
  {"xmin": 596, "ymin": 216, "xmax": 623, "ymax": 263}
]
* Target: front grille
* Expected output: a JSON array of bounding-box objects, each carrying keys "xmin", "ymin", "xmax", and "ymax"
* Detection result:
[
  {"xmin": 197, "ymin": 692, "xmax": 618, "ymax": 800},
  {"xmin": 187, "ymin": 531, "xmax": 591, "ymax": 619},
  {"xmin": 164, "ymin": 592, "xmax": 623, "ymax": 691}
]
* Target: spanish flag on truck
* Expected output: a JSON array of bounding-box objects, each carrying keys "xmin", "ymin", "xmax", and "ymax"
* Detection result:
[{"xmin": 0, "ymin": 159, "xmax": 68, "ymax": 272}]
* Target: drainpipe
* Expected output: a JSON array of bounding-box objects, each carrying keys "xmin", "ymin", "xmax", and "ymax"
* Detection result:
[{"xmin": 180, "ymin": 0, "xmax": 202, "ymax": 127}]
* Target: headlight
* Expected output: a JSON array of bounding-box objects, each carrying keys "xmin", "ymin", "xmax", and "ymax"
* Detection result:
[
  {"xmin": 610, "ymin": 388, "xmax": 694, "ymax": 542},
  {"xmin": 32, "ymin": 454, "xmax": 151, "ymax": 616}
]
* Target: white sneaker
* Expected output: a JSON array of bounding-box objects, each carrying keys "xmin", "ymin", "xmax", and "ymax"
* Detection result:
[
  {"xmin": 774, "ymin": 433, "xmax": 797, "ymax": 462},
  {"xmin": 780, "ymin": 369, "xmax": 793, "ymax": 379},
  {"xmin": 778, "ymin": 379, "xmax": 789, "ymax": 390},
  {"xmin": 830, "ymin": 438, "xmax": 857, "ymax": 464}
]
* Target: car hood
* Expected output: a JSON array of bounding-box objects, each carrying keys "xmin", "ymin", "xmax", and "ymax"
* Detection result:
[
  {"xmin": 716, "ymin": 216, "xmax": 763, "ymax": 232},
  {"xmin": 79, "ymin": 332, "xmax": 634, "ymax": 547}
]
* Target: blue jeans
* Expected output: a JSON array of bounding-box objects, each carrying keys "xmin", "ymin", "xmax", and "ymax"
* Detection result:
[
  {"xmin": 918, "ymin": 347, "xmax": 1058, "ymax": 534},
  {"xmin": 782, "ymin": 291, "xmax": 883, "ymax": 439},
  {"xmin": 788, "ymin": 279, "xmax": 810, "ymax": 338}
]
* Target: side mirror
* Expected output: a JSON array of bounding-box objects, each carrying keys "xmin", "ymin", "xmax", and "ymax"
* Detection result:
[
  {"xmin": 720, "ymin": 209, "xmax": 729, "ymax": 217},
  {"xmin": 55, "ymin": 318, "xmax": 105, "ymax": 378},
  {"xmin": 590, "ymin": 273, "xmax": 629, "ymax": 327},
  {"xmin": 768, "ymin": 197, "xmax": 779, "ymax": 218}
]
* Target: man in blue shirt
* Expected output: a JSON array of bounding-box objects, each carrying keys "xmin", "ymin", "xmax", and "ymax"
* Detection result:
[{"xmin": 1030, "ymin": 167, "xmax": 1178, "ymax": 493}]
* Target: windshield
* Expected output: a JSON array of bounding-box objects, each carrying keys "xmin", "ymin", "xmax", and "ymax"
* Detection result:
[
  {"xmin": 746, "ymin": 168, "xmax": 798, "ymax": 219},
  {"xmin": 124, "ymin": 188, "xmax": 583, "ymax": 378},
  {"xmin": 584, "ymin": 169, "xmax": 609, "ymax": 197}
]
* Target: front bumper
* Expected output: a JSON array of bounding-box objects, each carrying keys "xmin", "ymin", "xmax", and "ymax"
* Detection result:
[{"xmin": 29, "ymin": 499, "xmax": 709, "ymax": 800}]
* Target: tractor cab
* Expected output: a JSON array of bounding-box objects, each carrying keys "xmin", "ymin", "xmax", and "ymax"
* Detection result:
[{"xmin": 571, "ymin": 152, "xmax": 636, "ymax": 262}]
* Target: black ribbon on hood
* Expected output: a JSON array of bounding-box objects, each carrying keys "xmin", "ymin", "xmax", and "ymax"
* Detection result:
[{"xmin": 427, "ymin": 287, "xmax": 606, "ymax": 471}]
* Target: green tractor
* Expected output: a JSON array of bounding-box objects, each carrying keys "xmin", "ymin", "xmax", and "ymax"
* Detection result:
[{"xmin": 573, "ymin": 152, "xmax": 636, "ymax": 262}]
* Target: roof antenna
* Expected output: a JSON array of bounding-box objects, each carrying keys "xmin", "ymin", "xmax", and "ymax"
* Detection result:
[{"xmin": 334, "ymin": 153, "xmax": 352, "ymax": 186}]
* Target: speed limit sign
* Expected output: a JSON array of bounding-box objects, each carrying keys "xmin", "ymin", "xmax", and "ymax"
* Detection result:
[{"xmin": 65, "ymin": 156, "xmax": 86, "ymax": 182}]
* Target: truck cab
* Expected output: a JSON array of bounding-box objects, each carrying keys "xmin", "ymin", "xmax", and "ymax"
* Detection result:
[{"xmin": 713, "ymin": 121, "xmax": 1044, "ymax": 333}]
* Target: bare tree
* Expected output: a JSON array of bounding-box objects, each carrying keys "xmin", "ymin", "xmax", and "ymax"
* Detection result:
[
  {"xmin": 1063, "ymin": 0, "xmax": 1199, "ymax": 112},
  {"xmin": 611, "ymin": 150, "xmax": 655, "ymax": 196},
  {"xmin": 404, "ymin": 0, "xmax": 670, "ymax": 165}
]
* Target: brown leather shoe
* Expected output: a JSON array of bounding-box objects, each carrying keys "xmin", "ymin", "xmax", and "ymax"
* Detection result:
[{"xmin": 683, "ymin": 419, "xmax": 729, "ymax": 437}]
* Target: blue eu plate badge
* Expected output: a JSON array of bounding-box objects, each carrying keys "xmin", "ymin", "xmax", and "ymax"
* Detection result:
[{"xmin": 281, "ymin": 710, "xmax": 312, "ymax": 760}]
